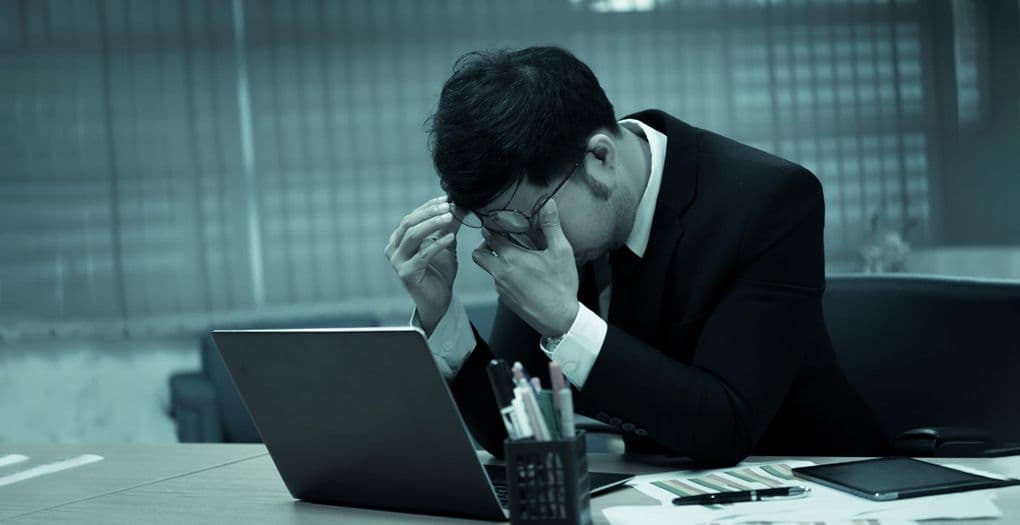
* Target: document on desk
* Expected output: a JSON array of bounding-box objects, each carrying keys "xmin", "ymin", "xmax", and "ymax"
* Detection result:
[
  {"xmin": 603, "ymin": 460, "xmax": 1004, "ymax": 525},
  {"xmin": 0, "ymin": 455, "xmax": 30, "ymax": 469},
  {"xmin": 0, "ymin": 454, "xmax": 104, "ymax": 487},
  {"xmin": 1001, "ymin": 455, "xmax": 1020, "ymax": 480}
]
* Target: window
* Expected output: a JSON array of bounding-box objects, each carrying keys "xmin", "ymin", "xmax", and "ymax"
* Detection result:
[{"xmin": 0, "ymin": 0, "xmax": 959, "ymax": 333}]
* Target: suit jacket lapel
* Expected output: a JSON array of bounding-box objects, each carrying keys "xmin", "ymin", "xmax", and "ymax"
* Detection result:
[{"xmin": 609, "ymin": 110, "xmax": 701, "ymax": 343}]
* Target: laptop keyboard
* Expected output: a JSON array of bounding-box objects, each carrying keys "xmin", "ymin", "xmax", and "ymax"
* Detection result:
[{"xmin": 483, "ymin": 465, "xmax": 510, "ymax": 507}]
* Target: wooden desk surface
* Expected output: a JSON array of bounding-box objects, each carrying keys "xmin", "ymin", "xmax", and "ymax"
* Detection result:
[
  {"xmin": 0, "ymin": 444, "xmax": 266, "ymax": 522},
  {"xmin": 2, "ymin": 444, "xmax": 1019, "ymax": 524}
]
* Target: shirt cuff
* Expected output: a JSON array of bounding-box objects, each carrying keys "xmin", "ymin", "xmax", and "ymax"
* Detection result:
[
  {"xmin": 539, "ymin": 303, "xmax": 607, "ymax": 390},
  {"xmin": 410, "ymin": 297, "xmax": 476, "ymax": 381}
]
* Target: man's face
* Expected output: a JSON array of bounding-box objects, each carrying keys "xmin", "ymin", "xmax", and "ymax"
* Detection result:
[{"xmin": 472, "ymin": 166, "xmax": 618, "ymax": 266}]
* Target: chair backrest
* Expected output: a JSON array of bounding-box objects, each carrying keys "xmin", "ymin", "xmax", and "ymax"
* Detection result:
[
  {"xmin": 202, "ymin": 314, "xmax": 378, "ymax": 442},
  {"xmin": 823, "ymin": 274, "xmax": 1020, "ymax": 444}
]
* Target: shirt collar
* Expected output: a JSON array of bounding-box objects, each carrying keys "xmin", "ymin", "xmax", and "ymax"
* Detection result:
[{"xmin": 618, "ymin": 118, "xmax": 667, "ymax": 258}]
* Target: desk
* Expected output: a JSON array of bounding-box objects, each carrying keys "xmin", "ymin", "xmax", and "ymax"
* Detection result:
[
  {"xmin": 2, "ymin": 445, "xmax": 1019, "ymax": 524},
  {"xmin": 0, "ymin": 444, "xmax": 265, "ymax": 521}
]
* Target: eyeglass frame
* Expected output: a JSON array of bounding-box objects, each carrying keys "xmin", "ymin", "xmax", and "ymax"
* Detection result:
[{"xmin": 452, "ymin": 153, "xmax": 588, "ymax": 250}]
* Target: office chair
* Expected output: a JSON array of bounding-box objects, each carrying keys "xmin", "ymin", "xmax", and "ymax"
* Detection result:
[
  {"xmin": 823, "ymin": 274, "xmax": 1020, "ymax": 456},
  {"xmin": 168, "ymin": 314, "xmax": 378, "ymax": 443}
]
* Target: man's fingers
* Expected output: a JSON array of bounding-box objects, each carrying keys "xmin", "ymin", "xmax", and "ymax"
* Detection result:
[
  {"xmin": 397, "ymin": 211, "xmax": 455, "ymax": 260},
  {"xmin": 389, "ymin": 197, "xmax": 449, "ymax": 240},
  {"xmin": 427, "ymin": 194, "xmax": 450, "ymax": 205},
  {"xmin": 471, "ymin": 242, "xmax": 502, "ymax": 276},
  {"xmin": 402, "ymin": 232, "xmax": 455, "ymax": 278},
  {"xmin": 439, "ymin": 210, "xmax": 463, "ymax": 238},
  {"xmin": 479, "ymin": 229, "xmax": 515, "ymax": 254},
  {"xmin": 538, "ymin": 199, "xmax": 569, "ymax": 252},
  {"xmin": 396, "ymin": 199, "xmax": 450, "ymax": 237},
  {"xmin": 386, "ymin": 200, "xmax": 453, "ymax": 259},
  {"xmin": 451, "ymin": 203, "xmax": 472, "ymax": 222}
]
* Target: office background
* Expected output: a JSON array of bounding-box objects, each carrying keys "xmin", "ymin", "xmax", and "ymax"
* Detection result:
[{"xmin": 1, "ymin": 0, "xmax": 1018, "ymax": 442}]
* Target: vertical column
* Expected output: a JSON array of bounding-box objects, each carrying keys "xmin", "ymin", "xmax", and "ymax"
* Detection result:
[{"xmin": 231, "ymin": 0, "xmax": 265, "ymax": 307}]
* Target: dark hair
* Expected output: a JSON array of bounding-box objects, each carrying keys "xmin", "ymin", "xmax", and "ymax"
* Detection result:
[{"xmin": 426, "ymin": 46, "xmax": 619, "ymax": 210}]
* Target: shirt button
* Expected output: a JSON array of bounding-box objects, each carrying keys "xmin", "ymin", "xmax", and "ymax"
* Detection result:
[
  {"xmin": 442, "ymin": 342, "xmax": 452, "ymax": 354},
  {"xmin": 609, "ymin": 417, "xmax": 622, "ymax": 426},
  {"xmin": 563, "ymin": 361, "xmax": 578, "ymax": 373},
  {"xmin": 635, "ymin": 428, "xmax": 648, "ymax": 437},
  {"xmin": 622, "ymin": 423, "xmax": 636, "ymax": 432},
  {"xmin": 596, "ymin": 411, "xmax": 610, "ymax": 422}
]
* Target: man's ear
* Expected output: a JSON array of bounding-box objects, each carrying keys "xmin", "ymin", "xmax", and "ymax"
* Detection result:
[
  {"xmin": 585, "ymin": 133, "xmax": 616, "ymax": 169},
  {"xmin": 584, "ymin": 132, "xmax": 620, "ymax": 189},
  {"xmin": 579, "ymin": 133, "xmax": 618, "ymax": 201}
]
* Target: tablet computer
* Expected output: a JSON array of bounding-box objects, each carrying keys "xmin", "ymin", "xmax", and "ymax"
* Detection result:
[{"xmin": 792, "ymin": 457, "xmax": 1019, "ymax": 501}]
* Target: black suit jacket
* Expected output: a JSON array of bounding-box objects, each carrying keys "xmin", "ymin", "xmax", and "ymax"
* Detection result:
[{"xmin": 449, "ymin": 110, "xmax": 887, "ymax": 466}]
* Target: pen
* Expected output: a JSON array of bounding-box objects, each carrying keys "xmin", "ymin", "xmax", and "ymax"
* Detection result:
[
  {"xmin": 548, "ymin": 361, "xmax": 574, "ymax": 439},
  {"xmin": 516, "ymin": 386, "xmax": 551, "ymax": 441},
  {"xmin": 672, "ymin": 486, "xmax": 809, "ymax": 506},
  {"xmin": 558, "ymin": 389, "xmax": 575, "ymax": 438}
]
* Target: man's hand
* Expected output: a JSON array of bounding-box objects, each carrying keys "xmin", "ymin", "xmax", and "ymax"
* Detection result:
[
  {"xmin": 472, "ymin": 199, "xmax": 579, "ymax": 338},
  {"xmin": 385, "ymin": 195, "xmax": 460, "ymax": 335}
]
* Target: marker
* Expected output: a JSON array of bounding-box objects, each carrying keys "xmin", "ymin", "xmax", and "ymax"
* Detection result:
[
  {"xmin": 558, "ymin": 389, "xmax": 575, "ymax": 438},
  {"xmin": 517, "ymin": 386, "xmax": 551, "ymax": 441},
  {"xmin": 507, "ymin": 404, "xmax": 527, "ymax": 440},
  {"xmin": 549, "ymin": 361, "xmax": 566, "ymax": 410},
  {"xmin": 512, "ymin": 361, "xmax": 530, "ymax": 389},
  {"xmin": 510, "ymin": 397, "xmax": 534, "ymax": 439},
  {"xmin": 536, "ymin": 389, "xmax": 560, "ymax": 439}
]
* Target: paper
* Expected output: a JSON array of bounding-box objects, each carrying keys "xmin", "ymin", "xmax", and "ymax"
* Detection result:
[
  {"xmin": 625, "ymin": 460, "xmax": 817, "ymax": 505},
  {"xmin": 603, "ymin": 505, "xmax": 922, "ymax": 525},
  {"xmin": 603, "ymin": 460, "xmax": 1005, "ymax": 525},
  {"xmin": 0, "ymin": 454, "xmax": 30, "ymax": 468},
  {"xmin": 0, "ymin": 454, "xmax": 104, "ymax": 487},
  {"xmin": 992, "ymin": 455, "xmax": 1020, "ymax": 480}
]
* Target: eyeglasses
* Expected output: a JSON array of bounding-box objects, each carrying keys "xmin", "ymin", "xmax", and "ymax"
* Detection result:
[{"xmin": 452, "ymin": 159, "xmax": 583, "ymax": 250}]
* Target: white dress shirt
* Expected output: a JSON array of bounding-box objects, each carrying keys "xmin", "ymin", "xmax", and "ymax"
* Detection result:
[{"xmin": 414, "ymin": 118, "xmax": 668, "ymax": 388}]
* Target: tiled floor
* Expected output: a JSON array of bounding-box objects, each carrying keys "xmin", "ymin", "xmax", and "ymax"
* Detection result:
[{"xmin": 0, "ymin": 336, "xmax": 200, "ymax": 443}]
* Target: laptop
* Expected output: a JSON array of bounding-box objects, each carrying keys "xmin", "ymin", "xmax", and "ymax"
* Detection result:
[{"xmin": 212, "ymin": 326, "xmax": 631, "ymax": 521}]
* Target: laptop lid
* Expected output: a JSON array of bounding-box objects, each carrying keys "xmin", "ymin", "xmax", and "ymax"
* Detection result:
[{"xmin": 212, "ymin": 326, "xmax": 508, "ymax": 520}]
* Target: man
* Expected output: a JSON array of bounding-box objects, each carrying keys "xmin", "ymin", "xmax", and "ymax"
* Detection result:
[{"xmin": 385, "ymin": 46, "xmax": 886, "ymax": 465}]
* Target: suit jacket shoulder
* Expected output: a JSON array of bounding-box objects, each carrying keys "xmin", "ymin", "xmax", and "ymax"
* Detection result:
[
  {"xmin": 626, "ymin": 109, "xmax": 822, "ymax": 242},
  {"xmin": 699, "ymin": 131, "xmax": 825, "ymax": 267},
  {"xmin": 634, "ymin": 110, "xmax": 825, "ymax": 275}
]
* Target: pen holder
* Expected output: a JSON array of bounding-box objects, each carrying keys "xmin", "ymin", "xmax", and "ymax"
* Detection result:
[{"xmin": 505, "ymin": 430, "xmax": 591, "ymax": 525}]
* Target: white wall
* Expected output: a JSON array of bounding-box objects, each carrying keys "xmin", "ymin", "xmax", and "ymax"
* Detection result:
[{"xmin": 0, "ymin": 337, "xmax": 197, "ymax": 443}]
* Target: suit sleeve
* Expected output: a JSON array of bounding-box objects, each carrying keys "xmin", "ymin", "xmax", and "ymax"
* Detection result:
[{"xmin": 580, "ymin": 168, "xmax": 827, "ymax": 466}]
